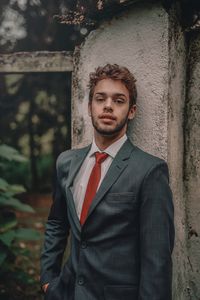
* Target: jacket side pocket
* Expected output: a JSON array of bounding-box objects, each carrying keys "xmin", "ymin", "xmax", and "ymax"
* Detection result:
[{"xmin": 104, "ymin": 285, "xmax": 138, "ymax": 300}]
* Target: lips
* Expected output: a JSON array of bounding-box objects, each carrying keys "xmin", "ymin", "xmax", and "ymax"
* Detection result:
[{"xmin": 99, "ymin": 114, "xmax": 116, "ymax": 120}]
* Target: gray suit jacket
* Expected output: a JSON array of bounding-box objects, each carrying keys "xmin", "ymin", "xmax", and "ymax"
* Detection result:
[{"xmin": 40, "ymin": 139, "xmax": 175, "ymax": 300}]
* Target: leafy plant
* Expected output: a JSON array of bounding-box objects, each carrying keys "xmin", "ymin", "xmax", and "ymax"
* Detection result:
[{"xmin": 0, "ymin": 144, "xmax": 41, "ymax": 285}]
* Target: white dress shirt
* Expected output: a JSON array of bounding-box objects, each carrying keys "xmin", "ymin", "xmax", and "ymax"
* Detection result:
[{"xmin": 72, "ymin": 134, "xmax": 127, "ymax": 219}]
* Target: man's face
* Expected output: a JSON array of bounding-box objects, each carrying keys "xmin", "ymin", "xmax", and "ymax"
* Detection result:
[{"xmin": 88, "ymin": 78, "xmax": 136, "ymax": 137}]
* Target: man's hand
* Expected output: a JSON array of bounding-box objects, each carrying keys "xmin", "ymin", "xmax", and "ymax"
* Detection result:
[{"xmin": 42, "ymin": 283, "xmax": 49, "ymax": 293}]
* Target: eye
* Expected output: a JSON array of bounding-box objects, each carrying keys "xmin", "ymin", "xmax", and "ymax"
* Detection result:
[
  {"xmin": 95, "ymin": 97, "xmax": 105, "ymax": 102},
  {"xmin": 114, "ymin": 98, "xmax": 125, "ymax": 104}
]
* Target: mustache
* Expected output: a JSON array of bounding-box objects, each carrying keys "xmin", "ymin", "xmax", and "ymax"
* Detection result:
[{"xmin": 99, "ymin": 114, "xmax": 116, "ymax": 120}]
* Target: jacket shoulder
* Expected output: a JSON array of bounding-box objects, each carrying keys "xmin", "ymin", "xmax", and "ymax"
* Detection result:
[
  {"xmin": 56, "ymin": 145, "xmax": 90, "ymax": 169},
  {"xmin": 56, "ymin": 148, "xmax": 76, "ymax": 166},
  {"xmin": 131, "ymin": 144, "xmax": 168, "ymax": 174}
]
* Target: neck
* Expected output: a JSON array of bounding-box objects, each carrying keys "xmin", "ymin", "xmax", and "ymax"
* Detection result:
[{"xmin": 94, "ymin": 131, "xmax": 126, "ymax": 150}]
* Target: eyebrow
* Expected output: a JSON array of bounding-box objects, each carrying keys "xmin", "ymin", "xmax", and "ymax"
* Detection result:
[{"xmin": 95, "ymin": 92, "xmax": 127, "ymax": 99}]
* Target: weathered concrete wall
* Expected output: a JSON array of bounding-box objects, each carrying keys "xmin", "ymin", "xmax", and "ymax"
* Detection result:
[
  {"xmin": 184, "ymin": 33, "xmax": 200, "ymax": 299},
  {"xmin": 72, "ymin": 1, "xmax": 169, "ymax": 159},
  {"xmin": 72, "ymin": 1, "xmax": 189, "ymax": 299},
  {"xmin": 0, "ymin": 51, "xmax": 73, "ymax": 72},
  {"xmin": 168, "ymin": 7, "xmax": 190, "ymax": 299}
]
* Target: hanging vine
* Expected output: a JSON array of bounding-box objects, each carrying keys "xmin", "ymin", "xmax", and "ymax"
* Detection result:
[{"xmin": 53, "ymin": 0, "xmax": 200, "ymax": 34}]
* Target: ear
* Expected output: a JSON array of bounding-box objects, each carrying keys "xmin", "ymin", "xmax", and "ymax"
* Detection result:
[
  {"xmin": 88, "ymin": 101, "xmax": 92, "ymax": 117},
  {"xmin": 128, "ymin": 104, "xmax": 137, "ymax": 120}
]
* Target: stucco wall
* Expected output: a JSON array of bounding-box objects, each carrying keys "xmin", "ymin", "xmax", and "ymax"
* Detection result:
[
  {"xmin": 72, "ymin": 1, "xmax": 169, "ymax": 159},
  {"xmin": 168, "ymin": 8, "xmax": 190, "ymax": 299},
  {"xmin": 72, "ymin": 1, "xmax": 189, "ymax": 299},
  {"xmin": 185, "ymin": 33, "xmax": 200, "ymax": 299}
]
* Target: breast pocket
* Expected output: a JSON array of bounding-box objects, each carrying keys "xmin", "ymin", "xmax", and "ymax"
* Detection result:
[{"xmin": 106, "ymin": 192, "xmax": 136, "ymax": 204}]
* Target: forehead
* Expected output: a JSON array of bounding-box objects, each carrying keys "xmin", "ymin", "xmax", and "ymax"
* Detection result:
[{"xmin": 94, "ymin": 78, "xmax": 129, "ymax": 98}]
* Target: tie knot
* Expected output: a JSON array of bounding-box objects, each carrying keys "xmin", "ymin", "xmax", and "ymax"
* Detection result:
[{"xmin": 95, "ymin": 152, "xmax": 109, "ymax": 164}]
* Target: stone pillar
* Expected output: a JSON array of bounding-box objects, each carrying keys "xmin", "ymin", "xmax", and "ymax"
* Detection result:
[
  {"xmin": 72, "ymin": 2, "xmax": 170, "ymax": 157},
  {"xmin": 72, "ymin": 1, "xmax": 189, "ymax": 298},
  {"xmin": 167, "ymin": 7, "xmax": 190, "ymax": 299},
  {"xmin": 184, "ymin": 32, "xmax": 200, "ymax": 299}
]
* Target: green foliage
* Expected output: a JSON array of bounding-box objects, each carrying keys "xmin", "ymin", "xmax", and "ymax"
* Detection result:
[
  {"xmin": 3, "ymin": 159, "xmax": 32, "ymax": 190},
  {"xmin": 3, "ymin": 154, "xmax": 54, "ymax": 192},
  {"xmin": 0, "ymin": 144, "xmax": 28, "ymax": 162},
  {"xmin": 36, "ymin": 154, "xmax": 54, "ymax": 192},
  {"xmin": 0, "ymin": 144, "xmax": 41, "ymax": 279},
  {"xmin": 0, "ymin": 195, "xmax": 35, "ymax": 213},
  {"xmin": 15, "ymin": 228, "xmax": 41, "ymax": 241}
]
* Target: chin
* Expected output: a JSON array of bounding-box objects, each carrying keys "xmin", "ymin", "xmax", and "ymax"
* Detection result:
[
  {"xmin": 95, "ymin": 127, "xmax": 124, "ymax": 137},
  {"xmin": 92, "ymin": 119, "xmax": 127, "ymax": 137},
  {"xmin": 98, "ymin": 131, "xmax": 116, "ymax": 137}
]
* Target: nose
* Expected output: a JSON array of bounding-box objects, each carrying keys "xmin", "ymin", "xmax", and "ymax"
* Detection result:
[{"xmin": 104, "ymin": 97, "xmax": 113, "ymax": 111}]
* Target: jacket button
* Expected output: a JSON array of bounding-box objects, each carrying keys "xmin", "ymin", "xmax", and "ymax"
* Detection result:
[
  {"xmin": 81, "ymin": 241, "xmax": 87, "ymax": 249},
  {"xmin": 78, "ymin": 277, "xmax": 85, "ymax": 285}
]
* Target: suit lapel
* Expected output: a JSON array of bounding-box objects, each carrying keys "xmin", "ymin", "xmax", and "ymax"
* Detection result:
[
  {"xmin": 66, "ymin": 145, "xmax": 91, "ymax": 188},
  {"xmin": 65, "ymin": 145, "xmax": 91, "ymax": 231},
  {"xmin": 66, "ymin": 187, "xmax": 81, "ymax": 232},
  {"xmin": 86, "ymin": 139, "xmax": 135, "ymax": 222}
]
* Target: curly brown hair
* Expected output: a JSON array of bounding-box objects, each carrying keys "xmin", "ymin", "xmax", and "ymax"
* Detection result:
[{"xmin": 88, "ymin": 64, "xmax": 137, "ymax": 106}]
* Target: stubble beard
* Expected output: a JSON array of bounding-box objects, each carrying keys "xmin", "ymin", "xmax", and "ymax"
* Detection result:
[{"xmin": 91, "ymin": 113, "xmax": 129, "ymax": 137}]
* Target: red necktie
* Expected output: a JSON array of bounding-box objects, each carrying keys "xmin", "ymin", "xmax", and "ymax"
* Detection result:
[{"xmin": 80, "ymin": 152, "xmax": 109, "ymax": 225}]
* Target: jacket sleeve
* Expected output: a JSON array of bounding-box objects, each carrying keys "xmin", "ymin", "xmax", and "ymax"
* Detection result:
[
  {"xmin": 139, "ymin": 161, "xmax": 175, "ymax": 300},
  {"xmin": 40, "ymin": 156, "xmax": 70, "ymax": 286}
]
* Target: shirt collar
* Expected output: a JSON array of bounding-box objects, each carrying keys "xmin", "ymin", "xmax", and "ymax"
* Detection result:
[{"xmin": 89, "ymin": 134, "xmax": 127, "ymax": 159}]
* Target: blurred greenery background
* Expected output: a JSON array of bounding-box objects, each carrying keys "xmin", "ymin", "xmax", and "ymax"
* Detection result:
[
  {"xmin": 1, "ymin": 72, "xmax": 71, "ymax": 192},
  {"xmin": 0, "ymin": 1, "xmax": 87, "ymax": 299}
]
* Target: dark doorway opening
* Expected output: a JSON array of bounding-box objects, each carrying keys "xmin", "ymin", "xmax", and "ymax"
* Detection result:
[{"xmin": 0, "ymin": 71, "xmax": 71, "ymax": 193}]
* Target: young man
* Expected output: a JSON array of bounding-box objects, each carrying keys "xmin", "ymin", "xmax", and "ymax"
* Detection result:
[{"xmin": 40, "ymin": 64, "xmax": 175, "ymax": 300}]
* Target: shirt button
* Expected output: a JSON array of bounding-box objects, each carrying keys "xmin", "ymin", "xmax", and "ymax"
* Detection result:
[
  {"xmin": 78, "ymin": 277, "xmax": 85, "ymax": 285},
  {"xmin": 81, "ymin": 241, "xmax": 87, "ymax": 249}
]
